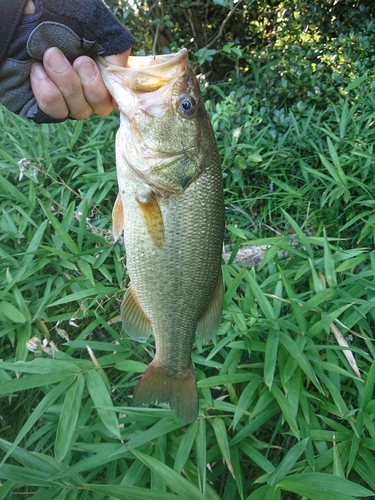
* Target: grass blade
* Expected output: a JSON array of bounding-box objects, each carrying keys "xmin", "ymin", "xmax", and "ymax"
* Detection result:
[
  {"xmin": 267, "ymin": 438, "xmax": 308, "ymax": 485},
  {"xmin": 55, "ymin": 374, "xmax": 85, "ymax": 462},
  {"xmin": 1, "ymin": 378, "xmax": 74, "ymax": 465},
  {"xmin": 212, "ymin": 417, "xmax": 233, "ymax": 477},
  {"xmin": 174, "ymin": 420, "xmax": 198, "ymax": 474},
  {"xmin": 264, "ymin": 329, "xmax": 279, "ymax": 389},
  {"xmin": 278, "ymin": 472, "xmax": 374, "ymax": 498},
  {"xmin": 129, "ymin": 447, "xmax": 206, "ymax": 500},
  {"xmin": 84, "ymin": 369, "xmax": 121, "ymax": 440},
  {"xmin": 87, "ymin": 483, "xmax": 179, "ymax": 500},
  {"xmin": 194, "ymin": 418, "xmax": 206, "ymax": 494},
  {"xmin": 39, "ymin": 199, "xmax": 79, "ymax": 255},
  {"xmin": 0, "ymin": 301, "xmax": 26, "ymax": 323}
]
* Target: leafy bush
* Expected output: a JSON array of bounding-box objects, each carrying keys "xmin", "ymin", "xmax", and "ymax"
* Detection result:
[{"xmin": 209, "ymin": 82, "xmax": 375, "ymax": 248}]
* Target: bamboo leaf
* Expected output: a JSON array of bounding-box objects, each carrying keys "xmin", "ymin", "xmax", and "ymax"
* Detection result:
[
  {"xmin": 264, "ymin": 329, "xmax": 279, "ymax": 389},
  {"xmin": 0, "ymin": 358, "xmax": 81, "ymax": 375},
  {"xmin": 174, "ymin": 420, "xmax": 198, "ymax": 474},
  {"xmin": 196, "ymin": 418, "xmax": 207, "ymax": 495},
  {"xmin": 22, "ymin": 220, "xmax": 48, "ymax": 267},
  {"xmin": 245, "ymin": 271, "xmax": 276, "ymax": 321},
  {"xmin": 270, "ymin": 385, "xmax": 300, "ymax": 439},
  {"xmin": 281, "ymin": 210, "xmax": 313, "ymax": 259},
  {"xmin": 323, "ymin": 227, "xmax": 337, "ymax": 288},
  {"xmin": 247, "ymin": 485, "xmax": 277, "ymax": 500},
  {"xmin": 0, "ymin": 372, "xmax": 76, "ymax": 395},
  {"xmin": 48, "ymin": 285, "xmax": 118, "ymax": 306},
  {"xmin": 278, "ymin": 472, "xmax": 374, "ymax": 498},
  {"xmin": 1, "ymin": 378, "xmax": 74, "ymax": 465},
  {"xmin": 87, "ymin": 483, "xmax": 180, "ymax": 500},
  {"xmin": 197, "ymin": 373, "xmax": 254, "ymax": 387},
  {"xmin": 232, "ymin": 376, "xmax": 260, "ymax": 428},
  {"xmin": 344, "ymin": 74, "xmax": 367, "ymax": 92},
  {"xmin": 39, "ymin": 199, "xmax": 79, "ymax": 255},
  {"xmin": 279, "ymin": 331, "xmax": 322, "ymax": 392},
  {"xmin": 0, "ymin": 480, "xmax": 15, "ymax": 500},
  {"xmin": 332, "ymin": 435, "xmax": 345, "ymax": 478},
  {"xmin": 0, "ymin": 301, "xmax": 26, "ymax": 323},
  {"xmin": 361, "ymin": 359, "xmax": 375, "ymax": 410},
  {"xmin": 212, "ymin": 418, "xmax": 234, "ymax": 477},
  {"xmin": 55, "ymin": 374, "xmax": 85, "ymax": 462},
  {"xmin": 126, "ymin": 417, "xmax": 183, "ymax": 449},
  {"xmin": 129, "ymin": 447, "xmax": 207, "ymax": 500},
  {"xmin": 0, "ymin": 464, "xmax": 51, "ymax": 487},
  {"xmin": 84, "ymin": 369, "xmax": 121, "ymax": 440},
  {"xmin": 268, "ymin": 438, "xmax": 308, "ymax": 485}
]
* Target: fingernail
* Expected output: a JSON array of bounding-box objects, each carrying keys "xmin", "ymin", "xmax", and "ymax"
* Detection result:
[
  {"xmin": 45, "ymin": 47, "xmax": 69, "ymax": 73},
  {"xmin": 31, "ymin": 63, "xmax": 46, "ymax": 80},
  {"xmin": 76, "ymin": 60, "xmax": 97, "ymax": 84}
]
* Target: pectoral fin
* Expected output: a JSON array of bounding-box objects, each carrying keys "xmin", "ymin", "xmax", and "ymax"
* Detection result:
[
  {"xmin": 136, "ymin": 194, "xmax": 164, "ymax": 248},
  {"xmin": 196, "ymin": 273, "xmax": 224, "ymax": 343},
  {"xmin": 112, "ymin": 193, "xmax": 124, "ymax": 241},
  {"xmin": 121, "ymin": 284, "xmax": 153, "ymax": 342}
]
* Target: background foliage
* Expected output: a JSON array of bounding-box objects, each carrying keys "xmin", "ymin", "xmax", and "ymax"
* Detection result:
[{"xmin": 1, "ymin": 1, "xmax": 375, "ymax": 499}]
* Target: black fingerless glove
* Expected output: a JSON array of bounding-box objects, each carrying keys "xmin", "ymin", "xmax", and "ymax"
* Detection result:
[{"xmin": 0, "ymin": 0, "xmax": 134, "ymax": 123}]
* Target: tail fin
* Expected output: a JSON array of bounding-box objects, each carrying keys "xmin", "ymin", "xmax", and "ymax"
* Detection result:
[{"xmin": 133, "ymin": 359, "xmax": 198, "ymax": 423}]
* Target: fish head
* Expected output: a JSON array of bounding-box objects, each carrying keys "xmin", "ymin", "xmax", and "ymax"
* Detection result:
[{"xmin": 98, "ymin": 49, "xmax": 211, "ymax": 193}]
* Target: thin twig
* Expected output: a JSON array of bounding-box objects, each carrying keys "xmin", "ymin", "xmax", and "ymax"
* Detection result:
[
  {"xmin": 152, "ymin": 23, "xmax": 161, "ymax": 55},
  {"xmin": 206, "ymin": 0, "xmax": 246, "ymax": 49},
  {"xmin": 184, "ymin": 8, "xmax": 199, "ymax": 51}
]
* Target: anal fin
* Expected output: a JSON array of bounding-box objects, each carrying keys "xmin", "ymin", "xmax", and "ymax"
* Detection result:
[
  {"xmin": 196, "ymin": 272, "xmax": 224, "ymax": 343},
  {"xmin": 121, "ymin": 284, "xmax": 153, "ymax": 342},
  {"xmin": 136, "ymin": 194, "xmax": 164, "ymax": 248},
  {"xmin": 112, "ymin": 193, "xmax": 124, "ymax": 241}
]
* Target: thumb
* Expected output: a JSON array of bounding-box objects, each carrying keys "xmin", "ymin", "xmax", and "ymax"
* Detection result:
[{"xmin": 104, "ymin": 48, "xmax": 131, "ymax": 67}]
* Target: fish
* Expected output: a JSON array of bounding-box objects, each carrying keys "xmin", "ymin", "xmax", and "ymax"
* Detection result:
[{"xmin": 97, "ymin": 49, "xmax": 224, "ymax": 423}]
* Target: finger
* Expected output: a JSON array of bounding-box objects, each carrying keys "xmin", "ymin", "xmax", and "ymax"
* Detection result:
[
  {"xmin": 43, "ymin": 47, "xmax": 93, "ymax": 120},
  {"xmin": 104, "ymin": 49, "xmax": 132, "ymax": 110},
  {"xmin": 30, "ymin": 62, "xmax": 69, "ymax": 119},
  {"xmin": 24, "ymin": 0, "xmax": 35, "ymax": 14},
  {"xmin": 73, "ymin": 56, "xmax": 113, "ymax": 116},
  {"xmin": 74, "ymin": 49, "xmax": 132, "ymax": 115},
  {"xmin": 105, "ymin": 49, "xmax": 131, "ymax": 67}
]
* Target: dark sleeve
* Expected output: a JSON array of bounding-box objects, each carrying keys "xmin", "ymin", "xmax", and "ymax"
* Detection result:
[{"xmin": 0, "ymin": 0, "xmax": 27, "ymax": 63}]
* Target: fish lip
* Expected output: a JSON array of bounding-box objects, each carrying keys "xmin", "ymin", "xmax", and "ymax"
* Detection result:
[
  {"xmin": 97, "ymin": 49, "xmax": 188, "ymax": 94},
  {"xmin": 97, "ymin": 48, "xmax": 188, "ymax": 72}
]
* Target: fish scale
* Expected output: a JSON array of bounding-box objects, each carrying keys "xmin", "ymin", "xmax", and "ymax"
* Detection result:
[{"xmin": 98, "ymin": 49, "xmax": 224, "ymax": 423}]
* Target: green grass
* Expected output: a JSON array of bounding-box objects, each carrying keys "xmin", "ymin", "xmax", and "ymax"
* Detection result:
[{"xmin": 1, "ymin": 68, "xmax": 375, "ymax": 499}]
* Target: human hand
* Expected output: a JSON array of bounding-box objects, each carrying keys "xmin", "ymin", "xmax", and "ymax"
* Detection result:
[
  {"xmin": 30, "ymin": 48, "xmax": 131, "ymax": 120},
  {"xmin": 0, "ymin": 0, "xmax": 134, "ymax": 123}
]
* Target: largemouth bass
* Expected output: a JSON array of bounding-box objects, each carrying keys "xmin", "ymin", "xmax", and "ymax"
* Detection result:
[{"xmin": 98, "ymin": 49, "xmax": 224, "ymax": 423}]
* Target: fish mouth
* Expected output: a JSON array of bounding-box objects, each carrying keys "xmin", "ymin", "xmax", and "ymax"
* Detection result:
[{"xmin": 97, "ymin": 49, "xmax": 188, "ymax": 93}]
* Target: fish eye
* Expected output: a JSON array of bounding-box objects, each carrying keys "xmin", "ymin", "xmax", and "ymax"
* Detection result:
[{"xmin": 178, "ymin": 95, "xmax": 197, "ymax": 117}]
